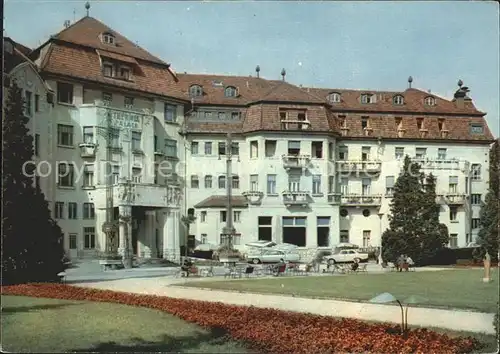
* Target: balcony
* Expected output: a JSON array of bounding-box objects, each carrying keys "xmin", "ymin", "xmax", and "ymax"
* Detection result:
[
  {"xmin": 280, "ymin": 119, "xmax": 311, "ymax": 131},
  {"xmin": 336, "ymin": 160, "xmax": 382, "ymax": 175},
  {"xmin": 340, "ymin": 194, "xmax": 382, "ymax": 207},
  {"xmin": 282, "ymin": 154, "xmax": 311, "ymax": 171},
  {"xmin": 438, "ymin": 193, "xmax": 467, "ymax": 206},
  {"xmin": 92, "ymin": 183, "xmax": 181, "ymax": 208},
  {"xmin": 411, "ymin": 157, "xmax": 470, "ymax": 172},
  {"xmin": 327, "ymin": 193, "xmax": 341, "ymax": 205},
  {"xmin": 242, "ymin": 191, "xmax": 264, "ymax": 205},
  {"xmin": 282, "ymin": 191, "xmax": 311, "ymax": 207},
  {"xmin": 79, "ymin": 143, "xmax": 96, "ymax": 158}
]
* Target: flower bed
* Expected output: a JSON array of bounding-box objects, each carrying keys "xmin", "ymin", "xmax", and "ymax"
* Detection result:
[{"xmin": 2, "ymin": 283, "xmax": 480, "ymax": 354}]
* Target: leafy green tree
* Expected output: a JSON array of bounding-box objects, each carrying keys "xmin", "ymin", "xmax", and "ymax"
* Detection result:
[
  {"xmin": 476, "ymin": 139, "xmax": 499, "ymax": 261},
  {"xmin": 2, "ymin": 80, "xmax": 65, "ymax": 285}
]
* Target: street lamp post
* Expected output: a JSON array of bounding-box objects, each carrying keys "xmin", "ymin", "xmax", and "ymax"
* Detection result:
[
  {"xmin": 378, "ymin": 212, "xmax": 384, "ymax": 264},
  {"xmin": 222, "ymin": 133, "xmax": 236, "ymax": 249}
]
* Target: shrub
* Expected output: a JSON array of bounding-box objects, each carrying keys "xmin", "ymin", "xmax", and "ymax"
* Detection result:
[{"xmin": 2, "ymin": 283, "xmax": 481, "ymax": 354}]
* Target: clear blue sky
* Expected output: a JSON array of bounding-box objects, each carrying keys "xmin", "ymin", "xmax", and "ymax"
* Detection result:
[{"xmin": 5, "ymin": 0, "xmax": 499, "ymax": 137}]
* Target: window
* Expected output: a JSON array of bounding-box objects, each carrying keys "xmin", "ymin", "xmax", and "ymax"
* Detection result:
[
  {"xmin": 231, "ymin": 112, "xmax": 240, "ymax": 120},
  {"xmin": 282, "ymin": 216, "xmax": 307, "ymax": 247},
  {"xmin": 267, "ymin": 174, "xmax": 276, "ymax": 194},
  {"xmin": 110, "ymin": 128, "xmax": 119, "ymax": 148},
  {"xmin": 386, "ymin": 176, "xmax": 395, "ymax": 196},
  {"xmin": 204, "ymin": 175, "xmax": 212, "ymax": 188},
  {"xmin": 132, "ymin": 168, "xmax": 142, "ymax": 183},
  {"xmin": 234, "ymin": 211, "xmax": 241, "ymax": 223},
  {"xmin": 415, "ymin": 148, "xmax": 427, "ymax": 158},
  {"xmin": 232, "ymin": 176, "xmax": 240, "ymax": 189},
  {"xmin": 258, "ymin": 216, "xmax": 273, "ymax": 241},
  {"xmin": 317, "ymin": 217, "xmax": 330, "ymax": 247},
  {"xmin": 25, "ymin": 90, "xmax": 32, "ymax": 115},
  {"xmin": 327, "ymin": 92, "xmax": 341, "ymax": 103},
  {"xmin": 339, "ymin": 230, "xmax": 349, "ymax": 243},
  {"xmin": 131, "ymin": 131, "xmax": 141, "ymax": 151},
  {"xmin": 57, "ymin": 82, "xmax": 73, "ymax": 104},
  {"xmin": 102, "ymin": 92, "xmax": 112, "ymax": 105},
  {"xmin": 83, "ymin": 126, "xmax": 94, "ymax": 144},
  {"xmin": 58, "ymin": 163, "xmax": 74, "ymax": 187},
  {"xmin": 124, "ymin": 96, "xmax": 134, "ymax": 109},
  {"xmin": 231, "ymin": 142, "xmax": 239, "ymax": 156},
  {"xmin": 449, "ymin": 176, "xmax": 458, "ymax": 193},
  {"xmin": 471, "ymin": 194, "xmax": 482, "ymax": 205},
  {"xmin": 220, "ymin": 211, "xmax": 227, "ymax": 222},
  {"xmin": 362, "ymin": 178, "xmax": 371, "ymax": 195},
  {"xmin": 395, "ymin": 147, "xmax": 404, "ymax": 159},
  {"xmin": 424, "ymin": 96, "xmax": 436, "ymax": 106},
  {"xmin": 416, "ymin": 118, "xmax": 423, "ymax": 130},
  {"xmin": 165, "ymin": 139, "xmax": 177, "ymax": 158},
  {"xmin": 225, "ymin": 86, "xmax": 237, "ymax": 97},
  {"xmin": 470, "ymin": 124, "xmax": 484, "ymax": 134},
  {"xmin": 69, "ymin": 234, "xmax": 77, "ymax": 249},
  {"xmin": 393, "ymin": 95, "xmax": 404, "ymax": 105},
  {"xmin": 250, "ymin": 141, "xmax": 258, "ymax": 158},
  {"xmin": 200, "ymin": 211, "xmax": 207, "ymax": 223},
  {"xmin": 361, "ymin": 116, "xmax": 369, "ymax": 129},
  {"xmin": 83, "ymin": 203, "xmax": 95, "ymax": 219},
  {"xmin": 57, "ymin": 124, "xmax": 74, "ymax": 146},
  {"xmin": 68, "ymin": 202, "xmax": 77, "ymax": 219},
  {"xmin": 35, "ymin": 94, "xmax": 40, "ymax": 112},
  {"xmin": 55, "ymin": 202, "xmax": 64, "ymax": 219},
  {"xmin": 103, "ymin": 63, "xmax": 113, "ymax": 77},
  {"xmin": 83, "ymin": 165, "xmax": 94, "ymax": 187},
  {"xmin": 189, "ymin": 85, "xmax": 203, "ymax": 97},
  {"xmin": 102, "ymin": 33, "xmax": 115, "ymax": 44},
  {"xmin": 84, "ymin": 227, "xmax": 96, "ymax": 249},
  {"xmin": 449, "ymin": 234, "xmax": 458, "ymax": 248},
  {"xmin": 190, "ymin": 175, "xmax": 199, "ymax": 188},
  {"xmin": 361, "ymin": 94, "xmax": 373, "ymax": 104},
  {"xmin": 218, "ymin": 176, "xmax": 226, "ymax": 189},
  {"xmin": 361, "ymin": 146, "xmax": 371, "ymax": 161},
  {"xmin": 472, "ymin": 218, "xmax": 480, "ymax": 229},
  {"xmin": 338, "ymin": 146, "xmax": 348, "ymax": 160},
  {"xmin": 438, "ymin": 119, "xmax": 445, "ymax": 131},
  {"xmin": 218, "ymin": 142, "xmax": 226, "ymax": 156},
  {"xmin": 204, "ymin": 142, "xmax": 212, "ymax": 155},
  {"xmin": 112, "ymin": 166, "xmax": 119, "ymax": 184},
  {"xmin": 288, "ymin": 141, "xmax": 301, "ymax": 155},
  {"xmin": 288, "ymin": 174, "xmax": 300, "ymax": 192},
  {"xmin": 34, "ymin": 134, "xmax": 40, "ymax": 157},
  {"xmin": 328, "ymin": 143, "xmax": 334, "ymax": 160},
  {"xmin": 471, "ymin": 164, "xmax": 481, "ymax": 180},
  {"xmin": 438, "ymin": 148, "xmax": 447, "ymax": 160},
  {"xmin": 120, "ymin": 67, "xmax": 131, "ymax": 80},
  {"xmin": 218, "ymin": 112, "xmax": 227, "ymax": 120},
  {"xmin": 250, "ymin": 175, "xmax": 259, "ymax": 192},
  {"xmin": 311, "ymin": 141, "xmax": 323, "ymax": 158},
  {"xmin": 264, "ymin": 140, "xmax": 277, "ymax": 157},
  {"xmin": 164, "ymin": 104, "xmax": 177, "ymax": 123},
  {"xmin": 340, "ymin": 177, "xmax": 349, "ymax": 195},
  {"xmin": 312, "ymin": 175, "xmax": 322, "ymax": 194},
  {"xmin": 449, "ymin": 207, "xmax": 458, "ymax": 221},
  {"xmin": 191, "ymin": 142, "xmax": 199, "ymax": 155},
  {"xmin": 362, "ymin": 230, "xmax": 371, "ymax": 247},
  {"xmin": 328, "ymin": 176, "xmax": 335, "ymax": 193}
]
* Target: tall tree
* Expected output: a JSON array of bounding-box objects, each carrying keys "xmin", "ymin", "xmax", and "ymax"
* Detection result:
[
  {"xmin": 2, "ymin": 80, "xmax": 65, "ymax": 285},
  {"xmin": 382, "ymin": 156, "xmax": 448, "ymax": 264},
  {"xmin": 476, "ymin": 139, "xmax": 500, "ymax": 261}
]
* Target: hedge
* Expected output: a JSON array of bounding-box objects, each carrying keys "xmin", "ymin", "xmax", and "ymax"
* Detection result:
[{"xmin": 1, "ymin": 283, "xmax": 482, "ymax": 354}]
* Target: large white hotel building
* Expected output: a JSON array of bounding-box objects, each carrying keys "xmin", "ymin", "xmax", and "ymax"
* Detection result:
[{"xmin": 3, "ymin": 15, "xmax": 496, "ymax": 262}]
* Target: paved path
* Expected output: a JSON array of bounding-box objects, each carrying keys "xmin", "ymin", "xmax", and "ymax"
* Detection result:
[{"xmin": 75, "ymin": 275, "xmax": 495, "ymax": 335}]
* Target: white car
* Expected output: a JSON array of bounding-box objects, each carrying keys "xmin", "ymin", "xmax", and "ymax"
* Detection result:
[
  {"xmin": 247, "ymin": 249, "xmax": 300, "ymax": 264},
  {"xmin": 325, "ymin": 249, "xmax": 369, "ymax": 265}
]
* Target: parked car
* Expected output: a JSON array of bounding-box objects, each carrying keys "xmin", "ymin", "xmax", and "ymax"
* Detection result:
[
  {"xmin": 324, "ymin": 249, "xmax": 369, "ymax": 265},
  {"xmin": 247, "ymin": 249, "xmax": 300, "ymax": 264}
]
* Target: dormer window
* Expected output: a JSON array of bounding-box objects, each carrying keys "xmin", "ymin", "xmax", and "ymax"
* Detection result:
[
  {"xmin": 361, "ymin": 94, "xmax": 374, "ymax": 104},
  {"xmin": 120, "ymin": 67, "xmax": 131, "ymax": 80},
  {"xmin": 393, "ymin": 95, "xmax": 404, "ymax": 105},
  {"xmin": 224, "ymin": 86, "xmax": 237, "ymax": 97},
  {"xmin": 102, "ymin": 33, "xmax": 115, "ymax": 45},
  {"xmin": 424, "ymin": 96, "xmax": 436, "ymax": 106},
  {"xmin": 103, "ymin": 63, "xmax": 113, "ymax": 77},
  {"xmin": 416, "ymin": 118, "xmax": 423, "ymax": 130},
  {"xmin": 327, "ymin": 92, "xmax": 341, "ymax": 104},
  {"xmin": 189, "ymin": 85, "xmax": 203, "ymax": 97}
]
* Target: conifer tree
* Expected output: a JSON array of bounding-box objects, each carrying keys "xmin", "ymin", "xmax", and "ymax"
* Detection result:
[{"xmin": 2, "ymin": 80, "xmax": 65, "ymax": 285}]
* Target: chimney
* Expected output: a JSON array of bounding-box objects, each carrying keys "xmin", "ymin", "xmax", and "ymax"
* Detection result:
[{"xmin": 453, "ymin": 79, "xmax": 470, "ymax": 109}]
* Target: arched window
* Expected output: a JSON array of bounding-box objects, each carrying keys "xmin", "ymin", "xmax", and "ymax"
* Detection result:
[
  {"xmin": 101, "ymin": 32, "xmax": 115, "ymax": 45},
  {"xmin": 224, "ymin": 86, "xmax": 237, "ymax": 97},
  {"xmin": 327, "ymin": 92, "xmax": 341, "ymax": 103},
  {"xmin": 393, "ymin": 95, "xmax": 404, "ymax": 105},
  {"xmin": 189, "ymin": 85, "xmax": 203, "ymax": 97},
  {"xmin": 424, "ymin": 96, "xmax": 436, "ymax": 106},
  {"xmin": 218, "ymin": 176, "xmax": 226, "ymax": 189}
]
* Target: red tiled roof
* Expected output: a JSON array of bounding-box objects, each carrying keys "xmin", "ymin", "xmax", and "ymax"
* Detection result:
[{"xmin": 96, "ymin": 49, "xmax": 138, "ymax": 65}]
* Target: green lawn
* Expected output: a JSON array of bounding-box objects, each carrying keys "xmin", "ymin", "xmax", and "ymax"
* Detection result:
[
  {"xmin": 1, "ymin": 295, "xmax": 252, "ymax": 353},
  {"xmin": 184, "ymin": 268, "xmax": 499, "ymax": 313}
]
